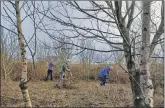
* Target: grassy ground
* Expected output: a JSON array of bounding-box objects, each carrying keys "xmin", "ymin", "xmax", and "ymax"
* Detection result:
[
  {"xmin": 1, "ymin": 62, "xmax": 163, "ymax": 107},
  {"xmin": 1, "ymin": 80, "xmax": 163, "ymax": 107}
]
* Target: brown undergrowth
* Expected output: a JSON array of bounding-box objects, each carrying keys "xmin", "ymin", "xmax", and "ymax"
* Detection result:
[
  {"xmin": 1, "ymin": 79, "xmax": 163, "ymax": 107},
  {"xmin": 1, "ymin": 62, "xmax": 163, "ymax": 107}
]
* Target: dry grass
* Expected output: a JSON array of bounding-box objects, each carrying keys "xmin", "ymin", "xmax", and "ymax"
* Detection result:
[
  {"xmin": 1, "ymin": 80, "xmax": 133, "ymax": 107},
  {"xmin": 1, "ymin": 79, "xmax": 163, "ymax": 107},
  {"xmin": 8, "ymin": 62, "xmax": 130, "ymax": 84},
  {"xmin": 1, "ymin": 62, "xmax": 163, "ymax": 107}
]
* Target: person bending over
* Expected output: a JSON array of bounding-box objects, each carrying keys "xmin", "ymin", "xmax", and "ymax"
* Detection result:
[{"xmin": 98, "ymin": 66, "xmax": 113, "ymax": 86}]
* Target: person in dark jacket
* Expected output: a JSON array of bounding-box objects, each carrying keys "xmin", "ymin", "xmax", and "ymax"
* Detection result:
[
  {"xmin": 98, "ymin": 66, "xmax": 113, "ymax": 86},
  {"xmin": 45, "ymin": 60, "xmax": 55, "ymax": 81}
]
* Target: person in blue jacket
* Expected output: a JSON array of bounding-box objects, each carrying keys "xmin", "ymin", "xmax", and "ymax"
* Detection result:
[{"xmin": 98, "ymin": 66, "xmax": 113, "ymax": 86}]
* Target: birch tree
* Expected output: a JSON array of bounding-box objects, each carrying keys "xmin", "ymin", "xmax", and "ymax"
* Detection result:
[
  {"xmin": 15, "ymin": 0, "xmax": 32, "ymax": 107},
  {"xmin": 1, "ymin": 1, "xmax": 53, "ymax": 106},
  {"xmin": 1, "ymin": 0, "xmax": 162, "ymax": 107},
  {"xmin": 137, "ymin": 1, "xmax": 159, "ymax": 107}
]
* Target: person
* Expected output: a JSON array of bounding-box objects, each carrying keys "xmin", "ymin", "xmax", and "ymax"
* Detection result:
[
  {"xmin": 59, "ymin": 61, "xmax": 72, "ymax": 80},
  {"xmin": 57, "ymin": 61, "xmax": 72, "ymax": 88},
  {"xmin": 98, "ymin": 66, "xmax": 113, "ymax": 86},
  {"xmin": 45, "ymin": 60, "xmax": 55, "ymax": 81}
]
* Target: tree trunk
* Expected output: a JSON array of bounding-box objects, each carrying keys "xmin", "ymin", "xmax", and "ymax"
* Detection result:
[
  {"xmin": 139, "ymin": 1, "xmax": 154, "ymax": 107},
  {"xmin": 120, "ymin": 18, "xmax": 142, "ymax": 108},
  {"xmin": 15, "ymin": 0, "xmax": 32, "ymax": 107},
  {"xmin": 125, "ymin": 54, "xmax": 141, "ymax": 107},
  {"xmin": 123, "ymin": 1, "xmax": 154, "ymax": 107},
  {"xmin": 114, "ymin": 1, "xmax": 145, "ymax": 107}
]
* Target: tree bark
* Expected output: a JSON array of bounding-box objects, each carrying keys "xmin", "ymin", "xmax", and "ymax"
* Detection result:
[
  {"xmin": 120, "ymin": 1, "xmax": 154, "ymax": 107},
  {"xmin": 125, "ymin": 50, "xmax": 142, "ymax": 107},
  {"xmin": 15, "ymin": 0, "xmax": 32, "ymax": 107},
  {"xmin": 115, "ymin": 3, "xmax": 142, "ymax": 106},
  {"xmin": 139, "ymin": 1, "xmax": 154, "ymax": 107}
]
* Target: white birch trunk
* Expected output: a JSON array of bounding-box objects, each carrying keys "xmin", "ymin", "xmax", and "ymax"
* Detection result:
[
  {"xmin": 15, "ymin": 0, "xmax": 32, "ymax": 107},
  {"xmin": 140, "ymin": 1, "xmax": 154, "ymax": 107}
]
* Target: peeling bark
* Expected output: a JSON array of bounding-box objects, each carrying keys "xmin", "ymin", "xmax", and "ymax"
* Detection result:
[{"xmin": 15, "ymin": 0, "xmax": 32, "ymax": 107}]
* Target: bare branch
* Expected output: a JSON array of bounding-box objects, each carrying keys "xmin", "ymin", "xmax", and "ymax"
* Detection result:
[
  {"xmin": 38, "ymin": 26, "xmax": 124, "ymax": 53},
  {"xmin": 150, "ymin": 1, "xmax": 164, "ymax": 55},
  {"xmin": 127, "ymin": 1, "xmax": 135, "ymax": 29},
  {"xmin": 70, "ymin": 1, "xmax": 116, "ymax": 23}
]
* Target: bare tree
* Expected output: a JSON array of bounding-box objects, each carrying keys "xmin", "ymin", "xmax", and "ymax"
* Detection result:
[
  {"xmin": 1, "ymin": 27, "xmax": 19, "ymax": 80},
  {"xmin": 79, "ymin": 38, "xmax": 95, "ymax": 80},
  {"xmin": 1, "ymin": 1, "xmax": 163, "ymax": 107},
  {"xmin": 15, "ymin": 0, "xmax": 32, "ymax": 107},
  {"xmin": 36, "ymin": 1, "xmax": 164, "ymax": 107}
]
